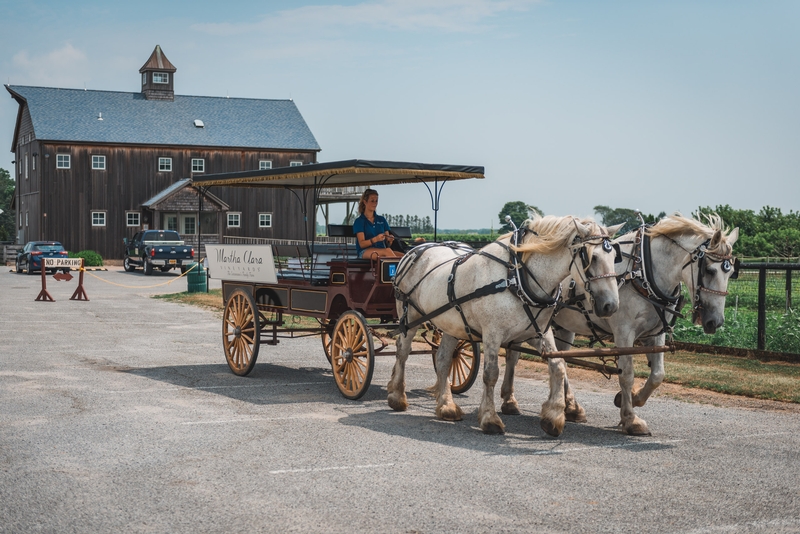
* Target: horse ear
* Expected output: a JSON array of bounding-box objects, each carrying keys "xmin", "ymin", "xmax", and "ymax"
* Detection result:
[
  {"xmin": 572, "ymin": 217, "xmax": 590, "ymax": 238},
  {"xmin": 709, "ymin": 229, "xmax": 723, "ymax": 249},
  {"xmin": 727, "ymin": 227, "xmax": 740, "ymax": 248},
  {"xmin": 606, "ymin": 223, "xmax": 624, "ymax": 237}
]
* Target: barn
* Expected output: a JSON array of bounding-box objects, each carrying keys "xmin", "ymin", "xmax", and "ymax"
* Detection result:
[{"xmin": 5, "ymin": 45, "xmax": 322, "ymax": 259}]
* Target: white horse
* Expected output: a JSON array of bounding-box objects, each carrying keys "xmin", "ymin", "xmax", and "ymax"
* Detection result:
[
  {"xmin": 388, "ymin": 215, "xmax": 622, "ymax": 436},
  {"xmin": 518, "ymin": 213, "xmax": 739, "ymax": 435}
]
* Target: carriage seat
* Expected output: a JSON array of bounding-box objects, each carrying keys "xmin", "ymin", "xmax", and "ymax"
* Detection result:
[
  {"xmin": 272, "ymin": 244, "xmax": 332, "ymax": 285},
  {"xmin": 327, "ymin": 224, "xmax": 412, "ymax": 261}
]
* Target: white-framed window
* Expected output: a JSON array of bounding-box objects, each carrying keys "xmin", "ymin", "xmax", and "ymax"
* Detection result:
[
  {"xmin": 158, "ymin": 157, "xmax": 172, "ymax": 172},
  {"xmin": 92, "ymin": 212, "xmax": 106, "ymax": 227},
  {"xmin": 259, "ymin": 213, "xmax": 272, "ymax": 228},
  {"xmin": 153, "ymin": 72, "xmax": 169, "ymax": 84},
  {"xmin": 259, "ymin": 160, "xmax": 272, "ymax": 170},
  {"xmin": 32, "ymin": 154, "xmax": 35, "ymax": 171},
  {"xmin": 290, "ymin": 161, "xmax": 303, "ymax": 167},
  {"xmin": 126, "ymin": 212, "xmax": 140, "ymax": 227},
  {"xmin": 142, "ymin": 72, "xmax": 147, "ymax": 85},
  {"xmin": 192, "ymin": 158, "xmax": 205, "ymax": 173},
  {"xmin": 227, "ymin": 212, "xmax": 241, "ymax": 228},
  {"xmin": 24, "ymin": 153, "xmax": 28, "ymax": 180},
  {"xmin": 92, "ymin": 155, "xmax": 106, "ymax": 170},
  {"xmin": 56, "ymin": 154, "xmax": 70, "ymax": 169},
  {"xmin": 25, "ymin": 211, "xmax": 29, "ymax": 227}
]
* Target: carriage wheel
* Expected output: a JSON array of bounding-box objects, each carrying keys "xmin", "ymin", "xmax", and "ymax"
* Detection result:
[
  {"xmin": 330, "ymin": 310, "xmax": 374, "ymax": 400},
  {"xmin": 321, "ymin": 320, "xmax": 333, "ymax": 364},
  {"xmin": 430, "ymin": 330, "xmax": 481, "ymax": 394},
  {"xmin": 222, "ymin": 289, "xmax": 260, "ymax": 376}
]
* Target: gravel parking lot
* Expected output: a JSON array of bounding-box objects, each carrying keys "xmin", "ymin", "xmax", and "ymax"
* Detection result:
[{"xmin": 1, "ymin": 266, "xmax": 800, "ymax": 533}]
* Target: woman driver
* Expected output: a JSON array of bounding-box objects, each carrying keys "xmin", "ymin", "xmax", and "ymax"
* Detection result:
[{"xmin": 353, "ymin": 188, "xmax": 403, "ymax": 259}]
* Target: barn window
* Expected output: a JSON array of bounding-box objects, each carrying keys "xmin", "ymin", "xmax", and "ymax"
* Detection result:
[
  {"xmin": 192, "ymin": 158, "xmax": 205, "ymax": 173},
  {"xmin": 259, "ymin": 160, "xmax": 272, "ymax": 170},
  {"xmin": 159, "ymin": 158, "xmax": 172, "ymax": 172},
  {"xmin": 290, "ymin": 161, "xmax": 303, "ymax": 167},
  {"xmin": 126, "ymin": 212, "xmax": 140, "ymax": 227},
  {"xmin": 92, "ymin": 212, "xmax": 106, "ymax": 227},
  {"xmin": 24, "ymin": 153, "xmax": 28, "ymax": 180},
  {"xmin": 259, "ymin": 213, "xmax": 272, "ymax": 228},
  {"xmin": 153, "ymin": 72, "xmax": 169, "ymax": 84},
  {"xmin": 56, "ymin": 154, "xmax": 70, "ymax": 169},
  {"xmin": 92, "ymin": 155, "xmax": 106, "ymax": 170},
  {"xmin": 227, "ymin": 212, "xmax": 241, "ymax": 228}
]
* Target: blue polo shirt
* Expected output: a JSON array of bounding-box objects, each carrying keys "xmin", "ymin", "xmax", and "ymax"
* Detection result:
[{"xmin": 353, "ymin": 214, "xmax": 391, "ymax": 257}]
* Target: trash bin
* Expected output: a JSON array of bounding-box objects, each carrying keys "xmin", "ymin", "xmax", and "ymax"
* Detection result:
[{"xmin": 186, "ymin": 262, "xmax": 207, "ymax": 293}]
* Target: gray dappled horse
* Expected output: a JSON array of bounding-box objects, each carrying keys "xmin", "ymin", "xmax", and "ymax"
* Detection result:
[
  {"xmin": 389, "ymin": 215, "xmax": 622, "ymax": 437},
  {"xmin": 523, "ymin": 213, "xmax": 739, "ymax": 435}
]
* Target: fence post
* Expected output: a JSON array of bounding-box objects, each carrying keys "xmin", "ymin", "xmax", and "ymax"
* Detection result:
[
  {"xmin": 757, "ymin": 266, "xmax": 767, "ymax": 350},
  {"xmin": 787, "ymin": 269, "xmax": 792, "ymax": 311}
]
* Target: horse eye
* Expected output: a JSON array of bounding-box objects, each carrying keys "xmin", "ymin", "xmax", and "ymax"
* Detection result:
[{"xmin": 705, "ymin": 266, "xmax": 716, "ymax": 276}]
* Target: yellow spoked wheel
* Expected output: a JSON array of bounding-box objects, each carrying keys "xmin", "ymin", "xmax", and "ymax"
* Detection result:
[
  {"xmin": 222, "ymin": 289, "xmax": 260, "ymax": 376},
  {"xmin": 331, "ymin": 310, "xmax": 374, "ymax": 400},
  {"xmin": 430, "ymin": 330, "xmax": 481, "ymax": 394}
]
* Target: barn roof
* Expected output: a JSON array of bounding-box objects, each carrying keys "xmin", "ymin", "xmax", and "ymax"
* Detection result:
[{"xmin": 5, "ymin": 85, "xmax": 320, "ymax": 151}]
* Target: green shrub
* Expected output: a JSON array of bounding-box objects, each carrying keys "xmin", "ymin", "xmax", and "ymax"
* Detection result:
[{"xmin": 69, "ymin": 250, "xmax": 103, "ymax": 267}]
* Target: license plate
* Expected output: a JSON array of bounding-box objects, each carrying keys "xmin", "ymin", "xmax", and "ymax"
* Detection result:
[{"xmin": 169, "ymin": 259, "xmax": 177, "ymax": 265}]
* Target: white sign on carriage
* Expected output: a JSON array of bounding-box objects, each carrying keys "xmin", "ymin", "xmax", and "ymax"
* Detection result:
[{"xmin": 204, "ymin": 245, "xmax": 278, "ymax": 284}]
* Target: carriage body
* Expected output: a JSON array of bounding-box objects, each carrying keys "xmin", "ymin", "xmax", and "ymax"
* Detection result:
[{"xmin": 194, "ymin": 160, "xmax": 485, "ymax": 399}]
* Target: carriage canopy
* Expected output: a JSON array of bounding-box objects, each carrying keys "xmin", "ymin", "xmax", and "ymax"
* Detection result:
[{"xmin": 190, "ymin": 159, "xmax": 485, "ymax": 189}]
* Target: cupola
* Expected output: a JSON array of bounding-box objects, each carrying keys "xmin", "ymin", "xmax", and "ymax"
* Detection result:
[{"xmin": 139, "ymin": 45, "xmax": 176, "ymax": 101}]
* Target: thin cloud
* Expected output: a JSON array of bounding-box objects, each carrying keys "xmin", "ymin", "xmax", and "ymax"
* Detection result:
[
  {"xmin": 12, "ymin": 43, "xmax": 90, "ymax": 87},
  {"xmin": 192, "ymin": 0, "xmax": 540, "ymax": 36}
]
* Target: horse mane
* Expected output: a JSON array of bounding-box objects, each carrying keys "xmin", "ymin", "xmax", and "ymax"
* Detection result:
[
  {"xmin": 647, "ymin": 213, "xmax": 735, "ymax": 256},
  {"xmin": 504, "ymin": 214, "xmax": 606, "ymax": 260}
]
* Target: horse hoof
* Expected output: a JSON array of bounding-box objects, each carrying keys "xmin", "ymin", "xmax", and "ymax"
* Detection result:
[
  {"xmin": 501, "ymin": 403, "xmax": 521, "ymax": 415},
  {"xmin": 626, "ymin": 426, "xmax": 652, "ymax": 436},
  {"xmin": 614, "ymin": 392, "xmax": 622, "ymax": 408},
  {"xmin": 482, "ymin": 422, "xmax": 505, "ymax": 435},
  {"xmin": 387, "ymin": 395, "xmax": 408, "ymax": 412},
  {"xmin": 565, "ymin": 412, "xmax": 587, "ymax": 423},
  {"xmin": 436, "ymin": 404, "xmax": 463, "ymax": 421},
  {"xmin": 540, "ymin": 419, "xmax": 563, "ymax": 437}
]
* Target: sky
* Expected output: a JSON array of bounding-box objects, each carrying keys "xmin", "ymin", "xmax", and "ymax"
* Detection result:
[{"xmin": 1, "ymin": 0, "xmax": 798, "ymax": 230}]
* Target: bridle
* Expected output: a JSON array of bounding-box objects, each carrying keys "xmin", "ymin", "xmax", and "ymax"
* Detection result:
[{"xmin": 680, "ymin": 239, "xmax": 739, "ymax": 324}]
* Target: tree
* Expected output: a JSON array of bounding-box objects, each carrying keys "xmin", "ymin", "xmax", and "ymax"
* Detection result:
[
  {"xmin": 498, "ymin": 201, "xmax": 543, "ymax": 233},
  {"xmin": 593, "ymin": 205, "xmax": 663, "ymax": 233},
  {"xmin": 0, "ymin": 168, "xmax": 14, "ymax": 242}
]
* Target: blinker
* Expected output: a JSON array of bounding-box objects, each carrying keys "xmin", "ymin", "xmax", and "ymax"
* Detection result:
[
  {"xmin": 729, "ymin": 258, "xmax": 741, "ymax": 279},
  {"xmin": 612, "ymin": 243, "xmax": 622, "ymax": 264}
]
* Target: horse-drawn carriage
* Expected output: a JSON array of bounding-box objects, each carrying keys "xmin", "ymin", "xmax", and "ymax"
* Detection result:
[
  {"xmin": 192, "ymin": 160, "xmax": 485, "ymax": 400},
  {"xmin": 193, "ymin": 159, "xmax": 741, "ymax": 437}
]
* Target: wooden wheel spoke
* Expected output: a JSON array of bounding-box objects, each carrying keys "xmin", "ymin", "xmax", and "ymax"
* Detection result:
[{"xmin": 222, "ymin": 290, "xmax": 260, "ymax": 376}]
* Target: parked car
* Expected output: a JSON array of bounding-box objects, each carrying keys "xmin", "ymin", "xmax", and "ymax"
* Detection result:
[
  {"xmin": 123, "ymin": 230, "xmax": 194, "ymax": 275},
  {"xmin": 16, "ymin": 241, "xmax": 70, "ymax": 275}
]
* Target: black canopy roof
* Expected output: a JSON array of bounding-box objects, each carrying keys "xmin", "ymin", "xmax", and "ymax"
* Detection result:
[{"xmin": 190, "ymin": 159, "xmax": 485, "ymax": 189}]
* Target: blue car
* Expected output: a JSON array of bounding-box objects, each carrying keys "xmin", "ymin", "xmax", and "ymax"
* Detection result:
[{"xmin": 15, "ymin": 241, "xmax": 70, "ymax": 275}]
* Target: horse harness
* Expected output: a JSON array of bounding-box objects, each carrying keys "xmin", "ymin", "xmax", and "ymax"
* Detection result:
[
  {"xmin": 561, "ymin": 225, "xmax": 739, "ymax": 346},
  {"xmin": 393, "ymin": 226, "xmax": 615, "ymax": 343}
]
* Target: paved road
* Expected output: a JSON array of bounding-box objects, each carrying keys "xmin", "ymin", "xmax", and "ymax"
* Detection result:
[{"xmin": 1, "ymin": 266, "xmax": 799, "ymax": 533}]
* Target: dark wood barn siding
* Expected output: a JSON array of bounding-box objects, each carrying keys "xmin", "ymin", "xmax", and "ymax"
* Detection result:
[
  {"xmin": 14, "ymin": 106, "xmax": 41, "ymax": 244},
  {"xmin": 33, "ymin": 142, "xmax": 317, "ymax": 258}
]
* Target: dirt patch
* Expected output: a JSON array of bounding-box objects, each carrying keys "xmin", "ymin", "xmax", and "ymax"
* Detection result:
[{"xmin": 508, "ymin": 356, "xmax": 800, "ymax": 414}]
